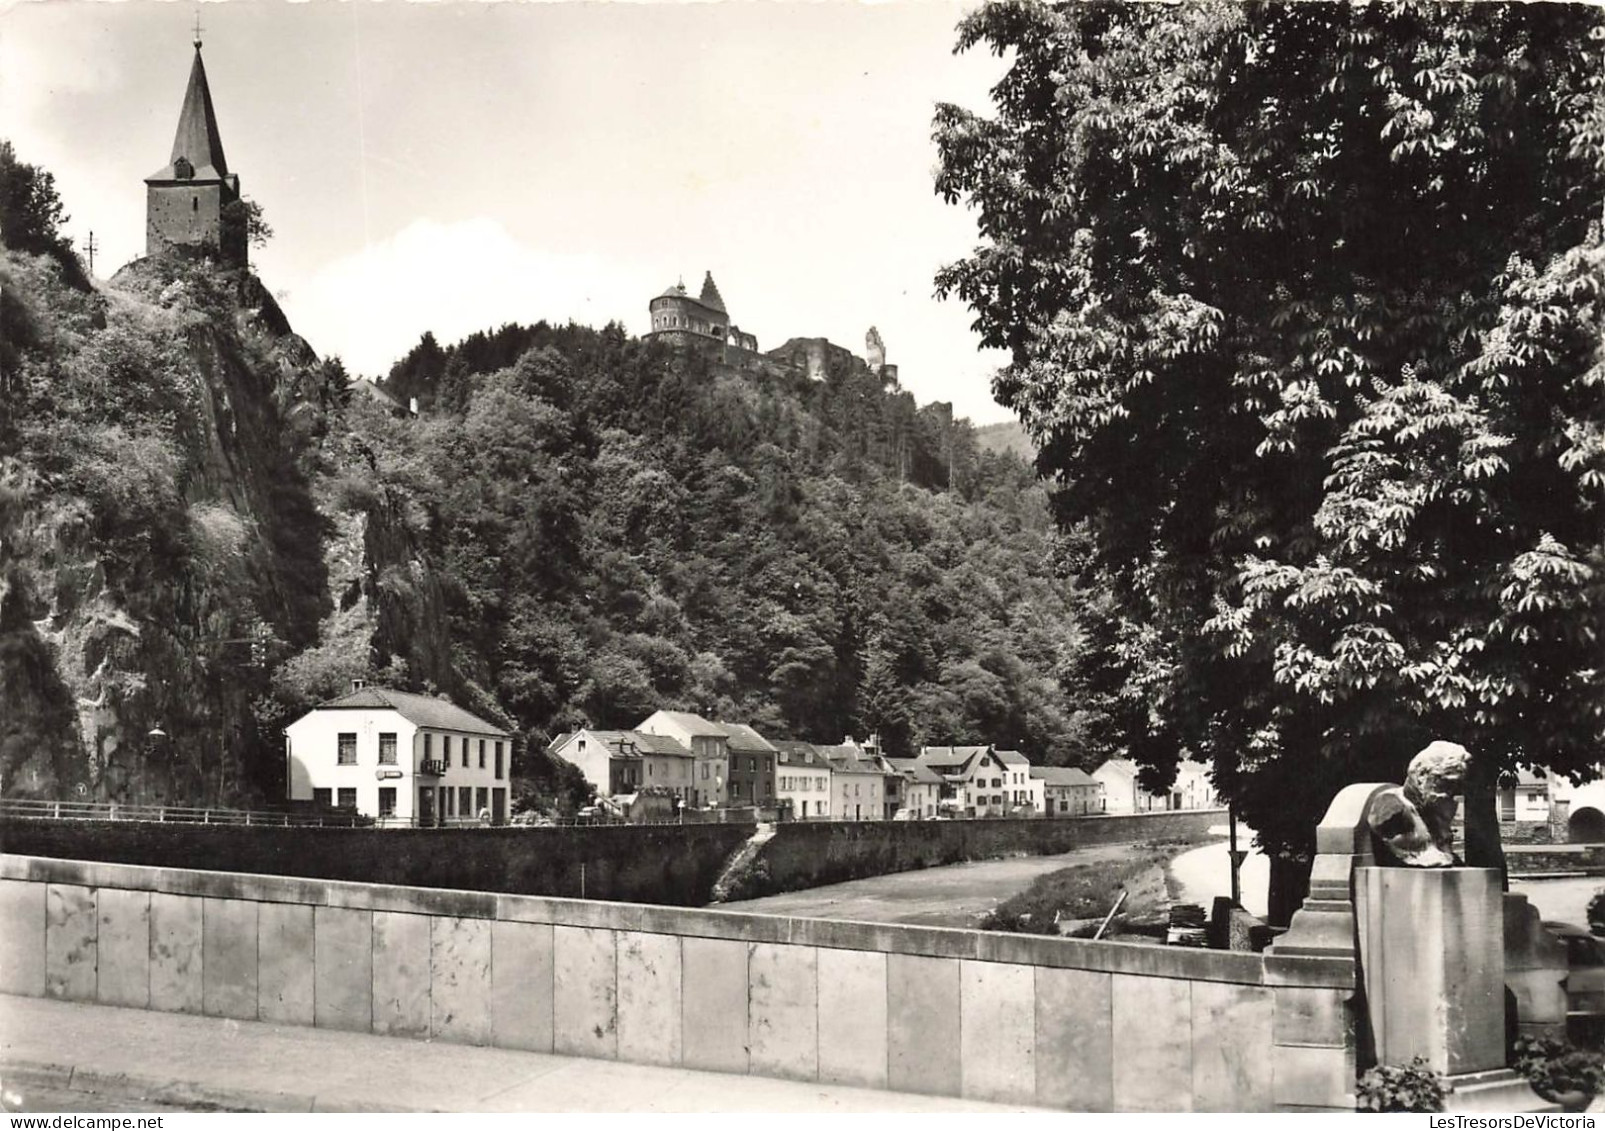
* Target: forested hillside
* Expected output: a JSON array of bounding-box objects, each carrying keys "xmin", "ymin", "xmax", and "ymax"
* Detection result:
[
  {"xmin": 1, "ymin": 147, "xmax": 1092, "ymax": 811},
  {"xmin": 366, "ymin": 323, "xmax": 1093, "ymax": 771}
]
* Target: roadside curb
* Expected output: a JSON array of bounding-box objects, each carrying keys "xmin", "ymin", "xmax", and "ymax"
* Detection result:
[{"xmin": 1, "ymin": 1059, "xmax": 431, "ymax": 1113}]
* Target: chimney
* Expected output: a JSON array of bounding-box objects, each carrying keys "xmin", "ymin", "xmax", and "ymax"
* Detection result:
[{"xmin": 351, "ymin": 679, "xmax": 366, "ymax": 692}]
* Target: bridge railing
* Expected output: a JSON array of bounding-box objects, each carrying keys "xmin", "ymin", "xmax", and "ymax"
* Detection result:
[{"xmin": 0, "ymin": 798, "xmax": 368, "ymax": 828}]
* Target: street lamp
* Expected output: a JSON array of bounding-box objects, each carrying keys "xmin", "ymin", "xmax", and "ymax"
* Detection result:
[{"xmin": 145, "ymin": 727, "xmax": 169, "ymax": 805}]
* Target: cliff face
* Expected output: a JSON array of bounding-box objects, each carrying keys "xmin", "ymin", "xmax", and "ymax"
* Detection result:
[{"xmin": 0, "ymin": 250, "xmax": 452, "ymax": 805}]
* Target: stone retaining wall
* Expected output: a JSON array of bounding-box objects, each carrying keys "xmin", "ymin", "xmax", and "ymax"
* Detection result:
[
  {"xmin": 746, "ymin": 809, "xmax": 1225, "ymax": 898},
  {"xmin": 0, "ymin": 810, "xmax": 1225, "ymax": 907},
  {"xmin": 0, "ymin": 853, "xmax": 1355, "ymax": 1111}
]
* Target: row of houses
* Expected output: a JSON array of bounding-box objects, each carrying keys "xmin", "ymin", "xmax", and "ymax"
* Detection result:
[
  {"xmin": 280, "ymin": 683, "xmax": 1220, "ymax": 826},
  {"xmin": 549, "ymin": 711, "xmax": 1220, "ymax": 821}
]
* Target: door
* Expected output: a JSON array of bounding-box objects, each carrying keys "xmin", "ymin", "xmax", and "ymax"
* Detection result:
[
  {"xmin": 418, "ymin": 786, "xmax": 435, "ymax": 827},
  {"xmin": 492, "ymin": 788, "xmax": 506, "ymax": 826}
]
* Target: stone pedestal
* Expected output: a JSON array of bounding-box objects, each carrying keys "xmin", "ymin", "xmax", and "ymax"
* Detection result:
[{"xmin": 1356, "ymin": 866, "xmax": 1552, "ymax": 1113}]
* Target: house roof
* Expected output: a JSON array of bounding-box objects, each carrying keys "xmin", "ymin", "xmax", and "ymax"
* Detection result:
[
  {"xmin": 886, "ymin": 758, "xmax": 945, "ymax": 785},
  {"xmin": 821, "ymin": 745, "xmax": 882, "ymax": 775},
  {"xmin": 568, "ymin": 729, "xmax": 693, "ymax": 759},
  {"xmin": 148, "ymin": 46, "xmax": 230, "ymax": 183},
  {"xmin": 994, "ymin": 749, "xmax": 1031, "ymax": 766},
  {"xmin": 640, "ymin": 710, "xmax": 726, "ymax": 738},
  {"xmin": 1094, "ymin": 758, "xmax": 1139, "ymax": 780},
  {"xmin": 917, "ymin": 745, "xmax": 991, "ymax": 768},
  {"xmin": 717, "ymin": 722, "xmax": 776, "ymax": 754},
  {"xmin": 349, "ymin": 377, "xmax": 406, "ymax": 412},
  {"xmin": 772, "ymin": 740, "xmax": 823, "ymax": 766},
  {"xmin": 310, "ymin": 687, "xmax": 509, "ymax": 736},
  {"xmin": 1032, "ymin": 766, "xmax": 1098, "ymax": 787}
]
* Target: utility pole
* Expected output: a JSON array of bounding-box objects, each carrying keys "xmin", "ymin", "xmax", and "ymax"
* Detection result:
[{"xmin": 83, "ymin": 230, "xmax": 97, "ymax": 277}]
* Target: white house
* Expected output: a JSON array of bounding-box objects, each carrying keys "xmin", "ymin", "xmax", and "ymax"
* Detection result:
[
  {"xmin": 916, "ymin": 745, "xmax": 1026, "ymax": 817},
  {"xmin": 885, "ymin": 758, "xmax": 943, "ymax": 818},
  {"xmin": 820, "ymin": 741, "xmax": 884, "ymax": 821},
  {"xmin": 1093, "ymin": 757, "xmax": 1217, "ymax": 814},
  {"xmin": 284, "ymin": 682, "xmax": 511, "ymax": 827},
  {"xmin": 547, "ymin": 729, "xmax": 694, "ymax": 802},
  {"xmin": 637, "ymin": 710, "xmax": 729, "ymax": 808},
  {"xmin": 772, "ymin": 740, "xmax": 832, "ymax": 819},
  {"xmin": 995, "ymin": 750, "xmax": 1046, "ymax": 815},
  {"xmin": 1032, "ymin": 766, "xmax": 1104, "ymax": 816}
]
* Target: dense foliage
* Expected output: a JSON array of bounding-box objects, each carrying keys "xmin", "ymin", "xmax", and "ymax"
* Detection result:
[
  {"xmin": 1512, "ymin": 1034, "xmax": 1605, "ymax": 1105},
  {"xmin": 1356, "ymin": 1058, "xmax": 1446, "ymax": 1113},
  {"xmin": 0, "ymin": 141, "xmax": 88, "ymax": 290},
  {"xmin": 935, "ymin": 0, "xmax": 1605, "ymax": 910},
  {"xmin": 358, "ymin": 322, "xmax": 1091, "ymax": 771}
]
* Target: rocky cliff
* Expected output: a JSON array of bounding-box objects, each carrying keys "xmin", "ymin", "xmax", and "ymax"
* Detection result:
[{"xmin": 0, "ymin": 248, "xmax": 456, "ymax": 805}]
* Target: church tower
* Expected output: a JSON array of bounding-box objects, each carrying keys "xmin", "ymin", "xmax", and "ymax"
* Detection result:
[{"xmin": 144, "ymin": 29, "xmax": 245, "ymax": 265}]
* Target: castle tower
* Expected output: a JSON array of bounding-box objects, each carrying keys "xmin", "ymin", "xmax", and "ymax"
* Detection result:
[
  {"xmin": 647, "ymin": 269, "xmax": 756, "ymax": 350},
  {"xmin": 144, "ymin": 31, "xmax": 245, "ymax": 264},
  {"xmin": 698, "ymin": 271, "xmax": 726, "ymax": 317}
]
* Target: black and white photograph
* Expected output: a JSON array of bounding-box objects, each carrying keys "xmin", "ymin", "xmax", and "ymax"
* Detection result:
[{"xmin": 0, "ymin": 0, "xmax": 1601, "ymax": 1115}]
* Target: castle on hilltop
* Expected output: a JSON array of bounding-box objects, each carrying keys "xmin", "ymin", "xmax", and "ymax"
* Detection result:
[
  {"xmin": 649, "ymin": 272, "xmax": 759, "ymax": 352},
  {"xmin": 646, "ymin": 271, "xmax": 897, "ymax": 385},
  {"xmin": 144, "ymin": 32, "xmax": 247, "ymax": 266}
]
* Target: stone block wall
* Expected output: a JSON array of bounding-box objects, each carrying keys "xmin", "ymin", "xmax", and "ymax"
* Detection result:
[{"xmin": 0, "ymin": 853, "xmax": 1355, "ymax": 1111}]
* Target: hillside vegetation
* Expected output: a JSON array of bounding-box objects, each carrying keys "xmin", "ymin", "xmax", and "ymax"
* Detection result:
[{"xmin": 1, "ymin": 153, "xmax": 1093, "ymax": 809}]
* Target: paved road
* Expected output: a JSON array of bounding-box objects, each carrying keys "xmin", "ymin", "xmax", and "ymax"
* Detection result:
[
  {"xmin": 1513, "ymin": 875, "xmax": 1605, "ymax": 926},
  {"xmin": 0, "ymin": 995, "xmax": 1039, "ymax": 1113},
  {"xmin": 1169, "ymin": 831, "xmax": 1270, "ymax": 919},
  {"xmin": 722, "ymin": 842, "xmax": 1175, "ymax": 927}
]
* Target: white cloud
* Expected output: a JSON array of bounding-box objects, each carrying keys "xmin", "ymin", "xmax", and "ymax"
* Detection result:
[{"xmin": 281, "ymin": 217, "xmax": 649, "ymax": 378}]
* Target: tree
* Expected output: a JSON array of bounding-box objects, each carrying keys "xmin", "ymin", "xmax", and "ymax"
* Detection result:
[
  {"xmin": 0, "ymin": 140, "xmax": 88, "ymax": 288},
  {"xmin": 935, "ymin": 1, "xmax": 1605, "ymax": 918},
  {"xmin": 220, "ymin": 197, "xmax": 272, "ymax": 252}
]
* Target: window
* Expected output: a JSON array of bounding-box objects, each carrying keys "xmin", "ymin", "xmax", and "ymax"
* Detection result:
[
  {"xmin": 462, "ymin": 738, "xmax": 470, "ymax": 769},
  {"xmin": 495, "ymin": 741, "xmax": 504, "ymax": 779},
  {"xmin": 479, "ymin": 739, "xmax": 486, "ymax": 769},
  {"xmin": 424, "ymin": 733, "xmax": 433, "ymax": 759},
  {"xmin": 702, "ymin": 763, "xmax": 710, "ymax": 780},
  {"xmin": 443, "ymin": 789, "xmax": 455, "ymax": 818},
  {"xmin": 476, "ymin": 787, "xmax": 489, "ymax": 816},
  {"xmin": 648, "ymin": 762, "xmax": 654, "ymax": 778},
  {"xmin": 337, "ymin": 787, "xmax": 357, "ymax": 810},
  {"xmin": 459, "ymin": 786, "xmax": 472, "ymax": 816},
  {"xmin": 748, "ymin": 757, "xmax": 756, "ymax": 772},
  {"xmin": 337, "ymin": 733, "xmax": 357, "ymax": 765},
  {"xmin": 378, "ymin": 788, "xmax": 397, "ymax": 818},
  {"xmin": 313, "ymin": 788, "xmax": 331, "ymax": 807},
  {"xmin": 378, "ymin": 733, "xmax": 397, "ymax": 765}
]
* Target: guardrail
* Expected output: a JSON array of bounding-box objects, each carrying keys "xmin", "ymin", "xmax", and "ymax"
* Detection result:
[{"xmin": 0, "ymin": 798, "xmax": 369, "ymax": 828}]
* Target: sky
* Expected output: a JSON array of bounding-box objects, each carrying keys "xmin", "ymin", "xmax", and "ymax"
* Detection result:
[{"xmin": 1, "ymin": 0, "xmax": 1018, "ymax": 424}]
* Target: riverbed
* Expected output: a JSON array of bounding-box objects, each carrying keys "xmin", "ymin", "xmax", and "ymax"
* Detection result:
[{"xmin": 719, "ymin": 842, "xmax": 1154, "ymax": 928}]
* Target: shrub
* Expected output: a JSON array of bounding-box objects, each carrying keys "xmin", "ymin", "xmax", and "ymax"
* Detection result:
[
  {"xmin": 1586, "ymin": 890, "xmax": 1605, "ymax": 936},
  {"xmin": 1512, "ymin": 1034, "xmax": 1605, "ymax": 1103},
  {"xmin": 1356, "ymin": 1059, "xmax": 1446, "ymax": 1113}
]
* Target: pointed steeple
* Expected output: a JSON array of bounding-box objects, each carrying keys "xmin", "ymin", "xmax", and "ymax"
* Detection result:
[
  {"xmin": 698, "ymin": 271, "xmax": 727, "ymax": 315},
  {"xmin": 149, "ymin": 43, "xmax": 229, "ymax": 182}
]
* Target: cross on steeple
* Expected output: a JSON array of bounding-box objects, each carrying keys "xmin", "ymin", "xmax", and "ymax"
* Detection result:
[{"xmin": 192, "ymin": 9, "xmax": 203, "ymax": 50}]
